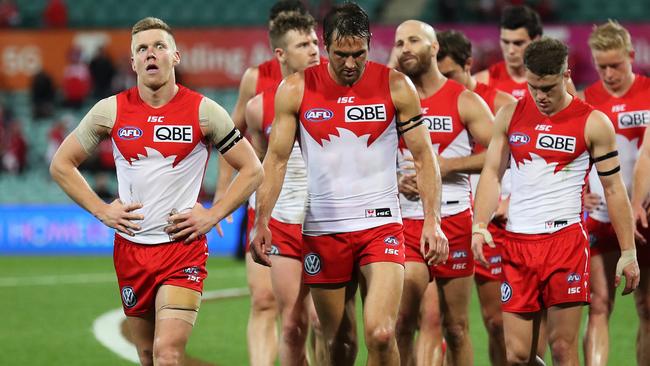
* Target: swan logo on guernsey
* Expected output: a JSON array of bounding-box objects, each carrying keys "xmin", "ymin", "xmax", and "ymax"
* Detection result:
[
  {"xmin": 618, "ymin": 110, "xmax": 650, "ymax": 129},
  {"xmin": 118, "ymin": 126, "xmax": 143, "ymax": 140},
  {"xmin": 509, "ymin": 132, "xmax": 530, "ymax": 146},
  {"xmin": 304, "ymin": 108, "xmax": 333, "ymax": 122}
]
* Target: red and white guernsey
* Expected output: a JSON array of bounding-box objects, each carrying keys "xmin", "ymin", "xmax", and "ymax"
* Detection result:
[
  {"xmin": 398, "ymin": 79, "xmax": 472, "ymax": 218},
  {"xmin": 259, "ymin": 84, "xmax": 308, "ymax": 224},
  {"xmin": 507, "ymin": 95, "xmax": 593, "ymax": 234},
  {"xmin": 112, "ymin": 86, "xmax": 209, "ymax": 244},
  {"xmin": 255, "ymin": 59, "xmax": 283, "ymax": 95},
  {"xmin": 474, "ymin": 81, "xmax": 499, "ymax": 114},
  {"xmin": 488, "ymin": 61, "xmax": 528, "ymax": 100},
  {"xmin": 586, "ymin": 75, "xmax": 650, "ymax": 223},
  {"xmin": 298, "ymin": 62, "xmax": 401, "ymax": 235}
]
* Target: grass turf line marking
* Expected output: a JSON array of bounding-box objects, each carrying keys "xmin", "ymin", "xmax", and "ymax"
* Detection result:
[{"xmin": 93, "ymin": 287, "xmax": 249, "ymax": 364}]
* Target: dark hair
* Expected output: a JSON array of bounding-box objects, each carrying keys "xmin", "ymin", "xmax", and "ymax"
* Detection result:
[
  {"xmin": 524, "ymin": 37, "xmax": 568, "ymax": 76},
  {"xmin": 500, "ymin": 5, "xmax": 543, "ymax": 39},
  {"xmin": 269, "ymin": 1, "xmax": 307, "ymax": 22},
  {"xmin": 436, "ymin": 30, "xmax": 472, "ymax": 66},
  {"xmin": 269, "ymin": 12, "xmax": 316, "ymax": 49},
  {"xmin": 322, "ymin": 2, "xmax": 371, "ymax": 47}
]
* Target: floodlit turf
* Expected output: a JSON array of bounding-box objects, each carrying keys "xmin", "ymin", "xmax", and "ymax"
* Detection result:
[{"xmin": 0, "ymin": 256, "xmax": 640, "ymax": 365}]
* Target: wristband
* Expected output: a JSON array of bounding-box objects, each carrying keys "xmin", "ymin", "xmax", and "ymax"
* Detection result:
[
  {"xmin": 472, "ymin": 223, "xmax": 494, "ymax": 245},
  {"xmin": 616, "ymin": 249, "xmax": 637, "ymax": 277}
]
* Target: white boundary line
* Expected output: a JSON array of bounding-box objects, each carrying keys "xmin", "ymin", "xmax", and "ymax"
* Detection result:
[{"xmin": 92, "ymin": 287, "xmax": 249, "ymax": 364}]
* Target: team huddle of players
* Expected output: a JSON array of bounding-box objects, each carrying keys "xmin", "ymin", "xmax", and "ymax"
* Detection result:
[{"xmin": 49, "ymin": 1, "xmax": 648, "ymax": 365}]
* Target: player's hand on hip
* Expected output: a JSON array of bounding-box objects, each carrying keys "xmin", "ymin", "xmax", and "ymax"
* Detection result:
[
  {"xmin": 250, "ymin": 223, "xmax": 273, "ymax": 267},
  {"xmin": 583, "ymin": 193, "xmax": 602, "ymax": 213},
  {"xmin": 615, "ymin": 249, "xmax": 640, "ymax": 295},
  {"xmin": 98, "ymin": 199, "xmax": 143, "ymax": 236},
  {"xmin": 420, "ymin": 222, "xmax": 448, "ymax": 265},
  {"xmin": 165, "ymin": 203, "xmax": 216, "ymax": 243}
]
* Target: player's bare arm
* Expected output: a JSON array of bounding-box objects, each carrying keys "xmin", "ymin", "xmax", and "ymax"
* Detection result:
[
  {"xmin": 632, "ymin": 126, "xmax": 650, "ymax": 229},
  {"xmin": 50, "ymin": 98, "xmax": 144, "ymax": 236},
  {"xmin": 438, "ymin": 90, "xmax": 495, "ymax": 176},
  {"xmin": 250, "ymin": 74, "xmax": 302, "ymax": 266},
  {"xmin": 245, "ymin": 93, "xmax": 269, "ymax": 160},
  {"xmin": 167, "ymin": 98, "xmax": 263, "ymax": 243},
  {"xmin": 586, "ymin": 109, "xmax": 640, "ymax": 294},
  {"xmin": 473, "ymin": 69, "xmax": 489, "ymax": 84},
  {"xmin": 214, "ymin": 66, "xmax": 260, "ymax": 202},
  {"xmin": 471, "ymin": 101, "xmax": 515, "ymax": 266},
  {"xmin": 391, "ymin": 69, "xmax": 448, "ymax": 265},
  {"xmin": 493, "ymin": 89, "xmax": 517, "ymax": 113}
]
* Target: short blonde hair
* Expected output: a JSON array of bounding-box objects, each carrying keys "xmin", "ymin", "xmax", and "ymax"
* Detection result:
[
  {"xmin": 588, "ymin": 20, "xmax": 633, "ymax": 53},
  {"xmin": 131, "ymin": 17, "xmax": 176, "ymax": 53}
]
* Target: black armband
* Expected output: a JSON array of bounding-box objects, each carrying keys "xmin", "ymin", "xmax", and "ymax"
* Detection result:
[
  {"xmin": 397, "ymin": 114, "xmax": 424, "ymax": 135},
  {"xmin": 592, "ymin": 150, "xmax": 618, "ymax": 163},
  {"xmin": 216, "ymin": 128, "xmax": 243, "ymax": 154},
  {"xmin": 597, "ymin": 165, "xmax": 620, "ymax": 176}
]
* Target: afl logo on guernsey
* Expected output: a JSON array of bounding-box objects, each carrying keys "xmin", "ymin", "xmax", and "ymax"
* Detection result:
[
  {"xmin": 118, "ymin": 126, "xmax": 143, "ymax": 140},
  {"xmin": 304, "ymin": 108, "xmax": 333, "ymax": 122},
  {"xmin": 509, "ymin": 132, "xmax": 530, "ymax": 146}
]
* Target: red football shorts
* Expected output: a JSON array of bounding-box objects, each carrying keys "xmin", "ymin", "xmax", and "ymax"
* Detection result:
[
  {"xmin": 302, "ymin": 223, "xmax": 404, "ymax": 284},
  {"xmin": 403, "ymin": 209, "xmax": 474, "ymax": 279},
  {"xmin": 474, "ymin": 222, "xmax": 505, "ymax": 282},
  {"xmin": 245, "ymin": 207, "xmax": 255, "ymax": 252},
  {"xmin": 113, "ymin": 234, "xmax": 208, "ymax": 317},
  {"xmin": 267, "ymin": 217, "xmax": 303, "ymax": 259},
  {"xmin": 587, "ymin": 216, "xmax": 650, "ymax": 266},
  {"xmin": 501, "ymin": 224, "xmax": 590, "ymax": 313}
]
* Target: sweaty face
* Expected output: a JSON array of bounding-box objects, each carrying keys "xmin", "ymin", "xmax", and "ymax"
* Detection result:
[
  {"xmin": 281, "ymin": 29, "xmax": 320, "ymax": 74},
  {"xmin": 393, "ymin": 26, "xmax": 433, "ymax": 78},
  {"xmin": 526, "ymin": 70, "xmax": 568, "ymax": 115},
  {"xmin": 131, "ymin": 29, "xmax": 180, "ymax": 90},
  {"xmin": 500, "ymin": 28, "xmax": 533, "ymax": 69},
  {"xmin": 437, "ymin": 56, "xmax": 468, "ymax": 86},
  {"xmin": 327, "ymin": 35, "xmax": 368, "ymax": 86},
  {"xmin": 592, "ymin": 48, "xmax": 634, "ymax": 94}
]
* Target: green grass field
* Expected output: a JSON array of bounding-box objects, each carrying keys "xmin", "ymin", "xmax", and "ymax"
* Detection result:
[{"xmin": 0, "ymin": 256, "xmax": 639, "ymax": 365}]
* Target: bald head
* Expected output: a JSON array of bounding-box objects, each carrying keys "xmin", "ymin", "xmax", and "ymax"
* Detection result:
[
  {"xmin": 393, "ymin": 20, "xmax": 438, "ymax": 78},
  {"xmin": 395, "ymin": 20, "xmax": 437, "ymax": 44}
]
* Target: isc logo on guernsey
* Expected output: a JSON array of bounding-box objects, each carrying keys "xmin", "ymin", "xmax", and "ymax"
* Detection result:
[
  {"xmin": 304, "ymin": 108, "xmax": 333, "ymax": 122},
  {"xmin": 118, "ymin": 127, "xmax": 143, "ymax": 140}
]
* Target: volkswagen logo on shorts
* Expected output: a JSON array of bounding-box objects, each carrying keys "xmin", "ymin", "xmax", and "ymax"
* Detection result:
[
  {"xmin": 304, "ymin": 253, "xmax": 322, "ymax": 275},
  {"xmin": 269, "ymin": 245, "xmax": 280, "ymax": 256},
  {"xmin": 121, "ymin": 286, "xmax": 137, "ymax": 308},
  {"xmin": 500, "ymin": 282, "xmax": 512, "ymax": 303}
]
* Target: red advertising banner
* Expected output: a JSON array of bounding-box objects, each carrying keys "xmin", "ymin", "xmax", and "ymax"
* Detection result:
[{"xmin": 1, "ymin": 24, "xmax": 650, "ymax": 91}]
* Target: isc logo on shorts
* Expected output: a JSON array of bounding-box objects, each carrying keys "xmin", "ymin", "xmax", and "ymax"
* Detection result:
[
  {"xmin": 154, "ymin": 125, "xmax": 193, "ymax": 143},
  {"xmin": 535, "ymin": 133, "xmax": 576, "ymax": 153},
  {"xmin": 618, "ymin": 110, "xmax": 649, "ymax": 129},
  {"xmin": 423, "ymin": 115, "xmax": 453, "ymax": 132},
  {"xmin": 345, "ymin": 104, "xmax": 387, "ymax": 122},
  {"xmin": 121, "ymin": 286, "xmax": 137, "ymax": 308}
]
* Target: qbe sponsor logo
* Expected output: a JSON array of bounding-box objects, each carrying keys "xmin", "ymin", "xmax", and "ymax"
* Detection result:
[
  {"xmin": 509, "ymin": 132, "xmax": 530, "ymax": 146},
  {"xmin": 154, "ymin": 125, "xmax": 192, "ymax": 143},
  {"xmin": 304, "ymin": 253, "xmax": 322, "ymax": 275},
  {"xmin": 618, "ymin": 110, "xmax": 649, "ymax": 129},
  {"xmin": 345, "ymin": 104, "xmax": 387, "ymax": 122},
  {"xmin": 500, "ymin": 282, "xmax": 512, "ymax": 303},
  {"xmin": 121, "ymin": 286, "xmax": 137, "ymax": 308},
  {"xmin": 304, "ymin": 108, "xmax": 333, "ymax": 122},
  {"xmin": 535, "ymin": 133, "xmax": 576, "ymax": 153},
  {"xmin": 118, "ymin": 126, "xmax": 143, "ymax": 140},
  {"xmin": 423, "ymin": 115, "xmax": 453, "ymax": 132}
]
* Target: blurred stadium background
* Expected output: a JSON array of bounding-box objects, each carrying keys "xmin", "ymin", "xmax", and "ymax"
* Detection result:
[{"xmin": 0, "ymin": 0, "xmax": 647, "ymax": 364}]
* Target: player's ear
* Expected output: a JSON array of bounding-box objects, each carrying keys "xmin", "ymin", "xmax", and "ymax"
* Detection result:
[
  {"xmin": 274, "ymin": 47, "xmax": 285, "ymax": 63},
  {"xmin": 465, "ymin": 56, "xmax": 473, "ymax": 72},
  {"xmin": 131, "ymin": 56, "xmax": 136, "ymax": 72},
  {"xmin": 431, "ymin": 40, "xmax": 439, "ymax": 58},
  {"xmin": 629, "ymin": 49, "xmax": 636, "ymax": 63},
  {"xmin": 563, "ymin": 68, "xmax": 572, "ymax": 81}
]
